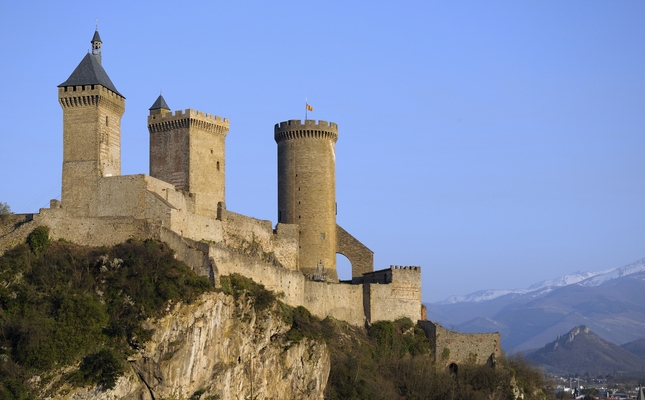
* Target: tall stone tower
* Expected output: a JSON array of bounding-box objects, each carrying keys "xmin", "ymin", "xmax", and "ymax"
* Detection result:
[
  {"xmin": 275, "ymin": 120, "xmax": 339, "ymax": 281},
  {"xmin": 148, "ymin": 97, "xmax": 229, "ymax": 218},
  {"xmin": 58, "ymin": 29, "xmax": 125, "ymax": 216}
]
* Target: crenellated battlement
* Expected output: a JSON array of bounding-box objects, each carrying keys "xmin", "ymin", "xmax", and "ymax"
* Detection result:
[
  {"xmin": 58, "ymin": 85, "xmax": 124, "ymax": 99},
  {"xmin": 390, "ymin": 265, "xmax": 420, "ymax": 271},
  {"xmin": 58, "ymin": 85, "xmax": 125, "ymax": 113},
  {"xmin": 274, "ymin": 119, "xmax": 338, "ymax": 142},
  {"xmin": 148, "ymin": 108, "xmax": 229, "ymax": 135}
]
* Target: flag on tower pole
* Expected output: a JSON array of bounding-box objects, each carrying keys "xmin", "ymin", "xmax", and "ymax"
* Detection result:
[{"xmin": 305, "ymin": 99, "xmax": 313, "ymax": 119}]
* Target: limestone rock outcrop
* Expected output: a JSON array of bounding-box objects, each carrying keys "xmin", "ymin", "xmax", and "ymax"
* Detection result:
[{"xmin": 48, "ymin": 292, "xmax": 330, "ymax": 400}]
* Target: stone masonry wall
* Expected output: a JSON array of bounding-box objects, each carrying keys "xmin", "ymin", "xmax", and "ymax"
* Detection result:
[
  {"xmin": 418, "ymin": 321, "xmax": 502, "ymax": 367},
  {"xmin": 336, "ymin": 224, "xmax": 374, "ymax": 278},
  {"xmin": 218, "ymin": 207, "xmax": 299, "ymax": 271},
  {"xmin": 367, "ymin": 266, "xmax": 422, "ymax": 323},
  {"xmin": 208, "ymin": 239, "xmax": 365, "ymax": 326}
]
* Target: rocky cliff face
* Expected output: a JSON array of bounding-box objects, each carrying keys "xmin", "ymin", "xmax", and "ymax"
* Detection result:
[{"xmin": 48, "ymin": 291, "xmax": 330, "ymax": 400}]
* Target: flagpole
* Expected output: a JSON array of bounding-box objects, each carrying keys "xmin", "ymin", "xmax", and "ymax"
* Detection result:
[{"xmin": 305, "ymin": 98, "xmax": 308, "ymax": 120}]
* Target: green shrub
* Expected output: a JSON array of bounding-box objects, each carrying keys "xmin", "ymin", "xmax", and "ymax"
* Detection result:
[
  {"xmin": 0, "ymin": 202, "xmax": 11, "ymax": 222},
  {"xmin": 27, "ymin": 227, "xmax": 50, "ymax": 257},
  {"xmin": 219, "ymin": 274, "xmax": 276, "ymax": 311},
  {"xmin": 70, "ymin": 348, "xmax": 125, "ymax": 390}
]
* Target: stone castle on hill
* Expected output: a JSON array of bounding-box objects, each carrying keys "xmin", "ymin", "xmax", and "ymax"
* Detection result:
[{"xmin": 0, "ymin": 30, "xmax": 501, "ymax": 368}]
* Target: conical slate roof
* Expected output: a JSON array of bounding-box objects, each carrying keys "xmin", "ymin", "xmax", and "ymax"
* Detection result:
[
  {"xmin": 149, "ymin": 94, "xmax": 170, "ymax": 111},
  {"xmin": 58, "ymin": 53, "xmax": 123, "ymax": 97},
  {"xmin": 92, "ymin": 29, "xmax": 102, "ymax": 43}
]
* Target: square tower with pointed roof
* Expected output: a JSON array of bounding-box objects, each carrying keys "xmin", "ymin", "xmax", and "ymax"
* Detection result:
[{"xmin": 58, "ymin": 29, "xmax": 125, "ymax": 216}]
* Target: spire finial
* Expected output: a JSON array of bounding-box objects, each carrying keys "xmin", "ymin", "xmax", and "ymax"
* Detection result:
[{"xmin": 95, "ymin": 18, "xmax": 99, "ymax": 30}]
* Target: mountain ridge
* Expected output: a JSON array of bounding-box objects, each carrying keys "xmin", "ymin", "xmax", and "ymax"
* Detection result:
[
  {"xmin": 437, "ymin": 257, "xmax": 645, "ymax": 305},
  {"xmin": 525, "ymin": 325, "xmax": 645, "ymax": 375}
]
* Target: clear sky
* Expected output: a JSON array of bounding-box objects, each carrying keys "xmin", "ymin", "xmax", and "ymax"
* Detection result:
[{"xmin": 1, "ymin": 1, "xmax": 644, "ymax": 302}]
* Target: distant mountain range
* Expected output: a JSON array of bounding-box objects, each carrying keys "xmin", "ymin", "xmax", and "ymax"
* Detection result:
[
  {"xmin": 525, "ymin": 325, "xmax": 645, "ymax": 375},
  {"xmin": 425, "ymin": 258, "xmax": 645, "ymax": 351},
  {"xmin": 439, "ymin": 258, "xmax": 645, "ymax": 304}
]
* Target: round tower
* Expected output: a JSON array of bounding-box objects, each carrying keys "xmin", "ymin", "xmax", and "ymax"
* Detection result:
[{"xmin": 275, "ymin": 120, "xmax": 339, "ymax": 281}]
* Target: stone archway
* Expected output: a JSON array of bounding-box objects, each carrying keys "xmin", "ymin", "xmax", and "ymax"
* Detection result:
[{"xmin": 336, "ymin": 253, "xmax": 352, "ymax": 281}]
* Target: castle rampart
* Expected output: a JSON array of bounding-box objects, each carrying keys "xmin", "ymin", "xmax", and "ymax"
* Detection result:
[
  {"xmin": 362, "ymin": 266, "xmax": 423, "ymax": 323},
  {"xmin": 418, "ymin": 321, "xmax": 502, "ymax": 368}
]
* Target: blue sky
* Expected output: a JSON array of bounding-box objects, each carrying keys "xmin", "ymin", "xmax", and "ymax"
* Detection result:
[{"xmin": 1, "ymin": 1, "xmax": 644, "ymax": 302}]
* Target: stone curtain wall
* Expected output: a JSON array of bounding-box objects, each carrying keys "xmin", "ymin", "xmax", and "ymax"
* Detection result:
[
  {"xmin": 0, "ymin": 177, "xmax": 422, "ymax": 328},
  {"xmin": 419, "ymin": 321, "xmax": 501, "ymax": 367},
  {"xmin": 367, "ymin": 266, "xmax": 422, "ymax": 322}
]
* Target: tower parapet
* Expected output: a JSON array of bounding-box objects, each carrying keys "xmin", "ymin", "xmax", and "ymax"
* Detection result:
[
  {"xmin": 275, "ymin": 119, "xmax": 339, "ymax": 280},
  {"xmin": 274, "ymin": 120, "xmax": 338, "ymax": 142},
  {"xmin": 148, "ymin": 103, "xmax": 229, "ymax": 218},
  {"xmin": 148, "ymin": 109, "xmax": 229, "ymax": 135}
]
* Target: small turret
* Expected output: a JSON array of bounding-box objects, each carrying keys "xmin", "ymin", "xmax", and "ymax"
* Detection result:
[
  {"xmin": 149, "ymin": 94, "xmax": 171, "ymax": 116},
  {"xmin": 91, "ymin": 29, "xmax": 102, "ymax": 64}
]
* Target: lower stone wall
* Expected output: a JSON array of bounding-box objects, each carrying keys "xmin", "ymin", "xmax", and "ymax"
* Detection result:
[
  {"xmin": 419, "ymin": 321, "xmax": 501, "ymax": 368},
  {"xmin": 302, "ymin": 281, "xmax": 365, "ymax": 326},
  {"xmin": 159, "ymin": 228, "xmax": 213, "ymax": 279},
  {"xmin": 219, "ymin": 208, "xmax": 299, "ymax": 271},
  {"xmin": 208, "ymin": 241, "xmax": 306, "ymax": 307},
  {"xmin": 206, "ymin": 240, "xmax": 365, "ymax": 325},
  {"xmin": 368, "ymin": 284, "xmax": 422, "ymax": 323},
  {"xmin": 0, "ymin": 216, "xmax": 37, "ymax": 257},
  {"xmin": 366, "ymin": 266, "xmax": 422, "ymax": 323},
  {"xmin": 36, "ymin": 208, "xmax": 152, "ymax": 247}
]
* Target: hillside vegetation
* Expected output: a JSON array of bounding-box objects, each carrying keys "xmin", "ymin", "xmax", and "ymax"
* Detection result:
[
  {"xmin": 0, "ymin": 227, "xmax": 213, "ymax": 398},
  {"xmin": 0, "ymin": 228, "xmax": 549, "ymax": 399}
]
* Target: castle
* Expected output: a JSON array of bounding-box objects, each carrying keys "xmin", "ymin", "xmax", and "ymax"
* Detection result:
[{"xmin": 0, "ymin": 30, "xmax": 501, "ymax": 368}]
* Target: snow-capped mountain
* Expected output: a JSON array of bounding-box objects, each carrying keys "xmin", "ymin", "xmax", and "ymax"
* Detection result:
[
  {"xmin": 439, "ymin": 258, "xmax": 645, "ymax": 305},
  {"xmin": 425, "ymin": 256, "xmax": 645, "ymax": 351}
]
